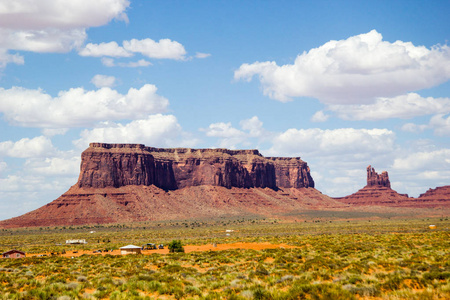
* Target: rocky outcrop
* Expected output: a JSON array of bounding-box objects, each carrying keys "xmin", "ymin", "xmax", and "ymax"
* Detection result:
[
  {"xmin": 334, "ymin": 165, "xmax": 410, "ymax": 206},
  {"xmin": 77, "ymin": 143, "xmax": 314, "ymax": 190},
  {"xmin": 366, "ymin": 165, "xmax": 390, "ymax": 188},
  {"xmin": 334, "ymin": 166, "xmax": 450, "ymax": 208},
  {"xmin": 417, "ymin": 186, "xmax": 450, "ymax": 203}
]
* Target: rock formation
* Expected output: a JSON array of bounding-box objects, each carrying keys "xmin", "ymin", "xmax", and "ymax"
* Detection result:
[
  {"xmin": 0, "ymin": 143, "xmax": 326, "ymax": 228},
  {"xmin": 1, "ymin": 146, "xmax": 449, "ymax": 228},
  {"xmin": 335, "ymin": 166, "xmax": 450, "ymax": 208},
  {"xmin": 366, "ymin": 165, "xmax": 390, "ymax": 188},
  {"xmin": 417, "ymin": 186, "xmax": 450, "ymax": 203},
  {"xmin": 77, "ymin": 143, "xmax": 314, "ymax": 190}
]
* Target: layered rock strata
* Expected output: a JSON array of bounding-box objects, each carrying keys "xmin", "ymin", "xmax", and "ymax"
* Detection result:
[
  {"xmin": 0, "ymin": 143, "xmax": 323, "ymax": 227},
  {"xmin": 78, "ymin": 143, "xmax": 314, "ymax": 190}
]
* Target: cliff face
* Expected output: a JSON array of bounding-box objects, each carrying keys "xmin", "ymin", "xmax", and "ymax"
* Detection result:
[
  {"xmin": 77, "ymin": 144, "xmax": 176, "ymax": 190},
  {"xmin": 77, "ymin": 143, "xmax": 314, "ymax": 190}
]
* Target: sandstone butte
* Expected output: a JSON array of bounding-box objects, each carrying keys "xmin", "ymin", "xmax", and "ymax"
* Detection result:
[{"xmin": 0, "ymin": 143, "xmax": 449, "ymax": 228}]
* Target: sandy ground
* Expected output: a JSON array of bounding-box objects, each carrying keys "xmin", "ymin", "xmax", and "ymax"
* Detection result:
[{"xmin": 29, "ymin": 242, "xmax": 297, "ymax": 258}]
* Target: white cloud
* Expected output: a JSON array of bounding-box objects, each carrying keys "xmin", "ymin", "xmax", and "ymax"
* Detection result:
[
  {"xmin": 74, "ymin": 114, "xmax": 184, "ymax": 149},
  {"xmin": 195, "ymin": 52, "xmax": 211, "ymax": 59},
  {"xmin": 41, "ymin": 128, "xmax": 69, "ymax": 136},
  {"xmin": 203, "ymin": 116, "xmax": 269, "ymax": 149},
  {"xmin": 235, "ymin": 30, "xmax": 450, "ymax": 104},
  {"xmin": 79, "ymin": 41, "xmax": 132, "ymax": 57},
  {"xmin": 268, "ymin": 128, "xmax": 396, "ymax": 158},
  {"xmin": 329, "ymin": 93, "xmax": 450, "ymax": 120},
  {"xmin": 203, "ymin": 122, "xmax": 246, "ymax": 149},
  {"xmin": 0, "ymin": 48, "xmax": 24, "ymax": 68},
  {"xmin": 0, "ymin": 27, "xmax": 87, "ymax": 53},
  {"xmin": 0, "ymin": 0, "xmax": 129, "ymax": 29},
  {"xmin": 0, "ymin": 84, "xmax": 169, "ymax": 128},
  {"xmin": 393, "ymin": 149, "xmax": 450, "ymax": 171},
  {"xmin": 205, "ymin": 122, "xmax": 246, "ymax": 138},
  {"xmin": 429, "ymin": 114, "xmax": 450, "ymax": 136},
  {"xmin": 0, "ymin": 0, "xmax": 130, "ymax": 67},
  {"xmin": 118, "ymin": 59, "xmax": 152, "ymax": 68},
  {"xmin": 101, "ymin": 57, "xmax": 115, "ymax": 67},
  {"xmin": 0, "ymin": 136, "xmax": 54, "ymax": 158},
  {"xmin": 401, "ymin": 113, "xmax": 450, "ymax": 136},
  {"xmin": 25, "ymin": 156, "xmax": 81, "ymax": 176},
  {"xmin": 0, "ymin": 161, "xmax": 6, "ymax": 173},
  {"xmin": 401, "ymin": 122, "xmax": 429, "ymax": 133},
  {"xmin": 123, "ymin": 38, "xmax": 186, "ymax": 60},
  {"xmin": 240, "ymin": 116, "xmax": 264, "ymax": 137},
  {"xmin": 100, "ymin": 57, "xmax": 152, "ymax": 67},
  {"xmin": 390, "ymin": 148, "xmax": 450, "ymax": 193},
  {"xmin": 311, "ymin": 110, "xmax": 330, "ymax": 122},
  {"xmin": 80, "ymin": 38, "xmax": 187, "ymax": 61},
  {"xmin": 91, "ymin": 74, "xmax": 116, "ymax": 88}
]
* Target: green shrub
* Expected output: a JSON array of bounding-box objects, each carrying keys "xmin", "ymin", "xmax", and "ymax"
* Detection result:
[{"xmin": 168, "ymin": 240, "xmax": 185, "ymax": 253}]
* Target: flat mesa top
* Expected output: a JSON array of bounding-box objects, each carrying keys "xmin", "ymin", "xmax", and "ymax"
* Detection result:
[{"xmin": 87, "ymin": 142, "xmax": 303, "ymax": 161}]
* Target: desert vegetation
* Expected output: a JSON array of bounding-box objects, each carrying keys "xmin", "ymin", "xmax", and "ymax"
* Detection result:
[{"xmin": 0, "ymin": 217, "xmax": 449, "ymax": 299}]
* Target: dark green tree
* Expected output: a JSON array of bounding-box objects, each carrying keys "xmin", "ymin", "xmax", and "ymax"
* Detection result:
[{"xmin": 168, "ymin": 240, "xmax": 185, "ymax": 253}]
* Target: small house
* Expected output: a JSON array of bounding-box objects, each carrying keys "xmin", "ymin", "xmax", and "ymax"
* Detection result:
[
  {"xmin": 120, "ymin": 245, "xmax": 142, "ymax": 255},
  {"xmin": 66, "ymin": 239, "xmax": 87, "ymax": 244},
  {"xmin": 2, "ymin": 250, "xmax": 26, "ymax": 258}
]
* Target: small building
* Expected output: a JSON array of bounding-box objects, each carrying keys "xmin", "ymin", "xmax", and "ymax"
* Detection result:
[
  {"xmin": 120, "ymin": 245, "xmax": 142, "ymax": 255},
  {"xmin": 2, "ymin": 250, "xmax": 26, "ymax": 259},
  {"xmin": 66, "ymin": 239, "xmax": 87, "ymax": 244}
]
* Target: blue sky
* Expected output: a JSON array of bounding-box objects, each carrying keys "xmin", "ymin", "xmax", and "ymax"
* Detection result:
[{"xmin": 0, "ymin": 0, "xmax": 449, "ymax": 220}]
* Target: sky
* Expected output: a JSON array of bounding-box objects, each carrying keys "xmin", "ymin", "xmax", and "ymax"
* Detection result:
[{"xmin": 0, "ymin": 0, "xmax": 449, "ymax": 220}]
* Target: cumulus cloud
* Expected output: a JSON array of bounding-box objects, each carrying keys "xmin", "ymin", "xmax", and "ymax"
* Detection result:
[
  {"xmin": 203, "ymin": 122, "xmax": 246, "ymax": 149},
  {"xmin": 0, "ymin": 136, "xmax": 54, "ymax": 158},
  {"xmin": 25, "ymin": 156, "xmax": 81, "ymax": 176},
  {"xmin": 0, "ymin": 84, "xmax": 169, "ymax": 128},
  {"xmin": 240, "ymin": 116, "xmax": 265, "ymax": 137},
  {"xmin": 234, "ymin": 30, "xmax": 450, "ymax": 104},
  {"xmin": 0, "ymin": 48, "xmax": 24, "ymax": 68},
  {"xmin": 401, "ymin": 113, "xmax": 450, "ymax": 136},
  {"xmin": 311, "ymin": 110, "xmax": 330, "ymax": 122},
  {"xmin": 91, "ymin": 74, "xmax": 116, "ymax": 88},
  {"xmin": 80, "ymin": 38, "xmax": 187, "ymax": 61},
  {"xmin": 393, "ymin": 149, "xmax": 450, "ymax": 172},
  {"xmin": 195, "ymin": 52, "xmax": 211, "ymax": 59},
  {"xmin": 74, "ymin": 114, "xmax": 184, "ymax": 149},
  {"xmin": 205, "ymin": 122, "xmax": 246, "ymax": 139},
  {"xmin": 329, "ymin": 93, "xmax": 450, "ymax": 120},
  {"xmin": 123, "ymin": 38, "xmax": 187, "ymax": 60},
  {"xmin": 267, "ymin": 128, "xmax": 396, "ymax": 158},
  {"xmin": 0, "ymin": 0, "xmax": 130, "ymax": 67},
  {"xmin": 429, "ymin": 114, "xmax": 450, "ymax": 136},
  {"xmin": 79, "ymin": 41, "xmax": 132, "ymax": 57},
  {"xmin": 0, "ymin": 0, "xmax": 129, "ymax": 29},
  {"xmin": 202, "ymin": 116, "xmax": 268, "ymax": 149}
]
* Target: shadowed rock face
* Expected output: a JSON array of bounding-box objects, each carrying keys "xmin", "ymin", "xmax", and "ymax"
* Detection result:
[{"xmin": 77, "ymin": 143, "xmax": 314, "ymax": 190}]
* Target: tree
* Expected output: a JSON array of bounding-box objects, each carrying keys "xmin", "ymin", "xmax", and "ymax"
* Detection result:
[{"xmin": 168, "ymin": 240, "xmax": 185, "ymax": 253}]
